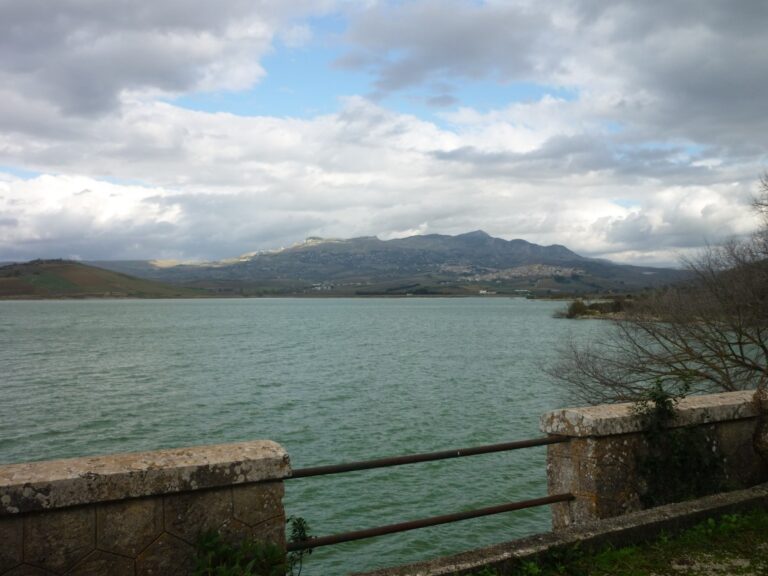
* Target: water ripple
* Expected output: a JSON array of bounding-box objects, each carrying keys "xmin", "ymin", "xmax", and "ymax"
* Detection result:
[{"xmin": 0, "ymin": 298, "xmax": 603, "ymax": 574}]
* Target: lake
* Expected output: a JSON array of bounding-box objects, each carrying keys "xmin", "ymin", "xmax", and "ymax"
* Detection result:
[{"xmin": 0, "ymin": 297, "xmax": 602, "ymax": 574}]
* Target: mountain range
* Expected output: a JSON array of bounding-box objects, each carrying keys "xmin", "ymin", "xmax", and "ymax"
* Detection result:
[{"xmin": 91, "ymin": 231, "xmax": 688, "ymax": 296}]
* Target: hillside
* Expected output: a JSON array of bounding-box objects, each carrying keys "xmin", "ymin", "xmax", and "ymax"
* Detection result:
[
  {"xmin": 0, "ymin": 260, "xmax": 207, "ymax": 299},
  {"xmin": 92, "ymin": 231, "xmax": 690, "ymax": 296}
]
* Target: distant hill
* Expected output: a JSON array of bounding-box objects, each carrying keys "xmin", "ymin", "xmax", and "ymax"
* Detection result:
[
  {"xmin": 0, "ymin": 260, "xmax": 206, "ymax": 299},
  {"xmin": 92, "ymin": 231, "xmax": 690, "ymax": 296}
]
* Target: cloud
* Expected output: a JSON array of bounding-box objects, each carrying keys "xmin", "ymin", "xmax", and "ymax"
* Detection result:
[
  {"xmin": 0, "ymin": 0, "xmax": 335, "ymax": 115},
  {"xmin": 339, "ymin": 0, "xmax": 768, "ymax": 153},
  {"xmin": 0, "ymin": 96, "xmax": 761, "ymax": 265},
  {"xmin": 427, "ymin": 95, "xmax": 459, "ymax": 108},
  {"xmin": 0, "ymin": 0, "xmax": 766, "ymax": 267},
  {"xmin": 337, "ymin": 0, "xmax": 552, "ymax": 94},
  {"xmin": 0, "ymin": 174, "xmax": 181, "ymax": 260},
  {"xmin": 280, "ymin": 23, "xmax": 314, "ymax": 48}
]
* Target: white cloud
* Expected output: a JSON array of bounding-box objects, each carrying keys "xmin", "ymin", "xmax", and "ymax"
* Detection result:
[
  {"xmin": 0, "ymin": 96, "xmax": 761, "ymax": 265},
  {"xmin": 0, "ymin": 174, "xmax": 183, "ymax": 260},
  {"xmin": 280, "ymin": 24, "xmax": 314, "ymax": 48},
  {"xmin": 0, "ymin": 0, "xmax": 766, "ymax": 266}
]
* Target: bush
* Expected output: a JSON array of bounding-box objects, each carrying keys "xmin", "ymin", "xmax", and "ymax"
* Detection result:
[
  {"xmin": 565, "ymin": 299, "xmax": 589, "ymax": 318},
  {"xmin": 194, "ymin": 530, "xmax": 286, "ymax": 576}
]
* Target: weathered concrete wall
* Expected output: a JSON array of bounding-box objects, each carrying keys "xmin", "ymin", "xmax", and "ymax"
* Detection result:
[
  {"xmin": 0, "ymin": 441, "xmax": 290, "ymax": 575},
  {"xmin": 541, "ymin": 390, "xmax": 768, "ymax": 529}
]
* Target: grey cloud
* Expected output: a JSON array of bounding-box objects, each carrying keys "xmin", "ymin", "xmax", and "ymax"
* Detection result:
[
  {"xmin": 581, "ymin": 1, "xmax": 768, "ymax": 153},
  {"xmin": 580, "ymin": 2, "xmax": 768, "ymax": 154},
  {"xmin": 601, "ymin": 200, "xmax": 754, "ymax": 254},
  {"xmin": 338, "ymin": 0, "xmax": 551, "ymax": 93},
  {"xmin": 144, "ymin": 192, "xmax": 329, "ymax": 259},
  {"xmin": 0, "ymin": 87, "xmax": 88, "ymax": 141},
  {"xmin": 426, "ymin": 94, "xmax": 459, "ymax": 108},
  {"xmin": 433, "ymin": 135, "xmax": 713, "ymax": 184},
  {"xmin": 604, "ymin": 213, "xmax": 655, "ymax": 245},
  {"xmin": 5, "ymin": 224, "xmax": 178, "ymax": 262},
  {"xmin": 340, "ymin": 0, "xmax": 768, "ymax": 154},
  {"xmin": 0, "ymin": 189, "xmax": 326, "ymax": 261},
  {"xmin": 0, "ymin": 0, "xmax": 283, "ymax": 115}
]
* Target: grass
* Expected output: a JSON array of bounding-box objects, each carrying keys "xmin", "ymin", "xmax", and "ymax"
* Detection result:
[
  {"xmin": 0, "ymin": 259, "xmax": 207, "ymax": 298},
  {"xmin": 25, "ymin": 270, "xmax": 81, "ymax": 292},
  {"xmin": 471, "ymin": 509, "xmax": 768, "ymax": 575}
]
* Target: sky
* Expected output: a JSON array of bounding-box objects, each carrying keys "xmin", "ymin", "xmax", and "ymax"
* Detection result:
[{"xmin": 0, "ymin": 0, "xmax": 766, "ymax": 267}]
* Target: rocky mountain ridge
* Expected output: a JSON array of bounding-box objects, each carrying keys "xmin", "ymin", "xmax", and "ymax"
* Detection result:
[{"xmin": 91, "ymin": 231, "xmax": 688, "ymax": 295}]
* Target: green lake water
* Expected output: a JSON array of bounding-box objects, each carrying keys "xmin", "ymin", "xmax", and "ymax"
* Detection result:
[{"xmin": 0, "ymin": 298, "xmax": 602, "ymax": 574}]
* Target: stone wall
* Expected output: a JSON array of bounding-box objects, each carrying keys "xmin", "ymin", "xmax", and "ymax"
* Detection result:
[
  {"xmin": 0, "ymin": 441, "xmax": 290, "ymax": 575},
  {"xmin": 541, "ymin": 390, "xmax": 768, "ymax": 530}
]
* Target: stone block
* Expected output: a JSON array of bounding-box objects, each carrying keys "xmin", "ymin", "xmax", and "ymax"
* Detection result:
[
  {"xmin": 544, "ymin": 391, "xmax": 768, "ymax": 530},
  {"xmin": 252, "ymin": 514, "xmax": 286, "ymax": 548},
  {"xmin": 2, "ymin": 565, "xmax": 55, "ymax": 576},
  {"xmin": 23, "ymin": 506, "xmax": 95, "ymax": 574},
  {"xmin": 96, "ymin": 497, "xmax": 163, "ymax": 557},
  {"xmin": 541, "ymin": 390, "xmax": 758, "ymax": 438},
  {"xmin": 546, "ymin": 452, "xmax": 575, "ymax": 495},
  {"xmin": 594, "ymin": 494, "xmax": 643, "ymax": 518},
  {"xmin": 549, "ymin": 501, "xmax": 572, "ymax": 530},
  {"xmin": 232, "ymin": 482, "xmax": 284, "ymax": 528},
  {"xmin": 548, "ymin": 438, "xmax": 574, "ymax": 458},
  {"xmin": 67, "ymin": 550, "xmax": 134, "ymax": 576},
  {"xmin": 567, "ymin": 495, "xmax": 599, "ymax": 526},
  {"xmin": 135, "ymin": 533, "xmax": 194, "ymax": 576},
  {"xmin": 588, "ymin": 435, "xmax": 645, "ymax": 467},
  {"xmin": 218, "ymin": 511, "xmax": 284, "ymax": 545},
  {"xmin": 548, "ymin": 433, "xmax": 647, "ymax": 529},
  {"xmin": 715, "ymin": 419, "xmax": 766, "ymax": 486},
  {"xmin": 0, "ymin": 516, "xmax": 23, "ymax": 573},
  {"xmin": 0, "ymin": 441, "xmax": 290, "ymax": 517},
  {"xmin": 164, "ymin": 487, "xmax": 233, "ymax": 544},
  {"xmin": 216, "ymin": 518, "xmax": 254, "ymax": 544}
]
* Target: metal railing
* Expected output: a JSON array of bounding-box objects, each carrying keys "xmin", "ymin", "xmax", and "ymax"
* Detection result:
[{"xmin": 285, "ymin": 436, "xmax": 572, "ymax": 552}]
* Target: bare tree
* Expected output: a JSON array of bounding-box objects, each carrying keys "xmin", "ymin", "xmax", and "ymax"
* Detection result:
[
  {"xmin": 551, "ymin": 176, "xmax": 768, "ymax": 406},
  {"xmin": 756, "ymin": 173, "xmax": 768, "ymax": 218}
]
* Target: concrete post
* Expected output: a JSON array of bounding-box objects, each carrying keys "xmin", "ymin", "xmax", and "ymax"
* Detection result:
[
  {"xmin": 540, "ymin": 390, "xmax": 765, "ymax": 530},
  {"xmin": 0, "ymin": 441, "xmax": 290, "ymax": 575}
]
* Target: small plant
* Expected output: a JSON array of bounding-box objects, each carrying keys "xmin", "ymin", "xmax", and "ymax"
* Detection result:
[
  {"xmin": 519, "ymin": 561, "xmax": 542, "ymax": 575},
  {"xmin": 633, "ymin": 377, "xmax": 726, "ymax": 506},
  {"xmin": 193, "ymin": 516, "xmax": 314, "ymax": 576},
  {"xmin": 287, "ymin": 516, "xmax": 313, "ymax": 576},
  {"xmin": 469, "ymin": 567, "xmax": 501, "ymax": 576},
  {"xmin": 194, "ymin": 530, "xmax": 286, "ymax": 576}
]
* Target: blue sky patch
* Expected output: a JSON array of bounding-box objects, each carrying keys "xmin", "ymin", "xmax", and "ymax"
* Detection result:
[
  {"xmin": 0, "ymin": 166, "xmax": 41, "ymax": 180},
  {"xmin": 169, "ymin": 14, "xmax": 578, "ymax": 123}
]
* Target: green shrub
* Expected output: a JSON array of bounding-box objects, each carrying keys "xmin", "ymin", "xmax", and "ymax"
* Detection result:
[
  {"xmin": 194, "ymin": 530, "xmax": 286, "ymax": 576},
  {"xmin": 633, "ymin": 380, "xmax": 726, "ymax": 506},
  {"xmin": 194, "ymin": 516, "xmax": 313, "ymax": 576},
  {"xmin": 565, "ymin": 299, "xmax": 589, "ymax": 318}
]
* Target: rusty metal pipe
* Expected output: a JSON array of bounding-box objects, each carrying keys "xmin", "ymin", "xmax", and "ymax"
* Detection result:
[
  {"xmin": 289, "ymin": 436, "xmax": 568, "ymax": 479},
  {"xmin": 286, "ymin": 493, "xmax": 574, "ymax": 551}
]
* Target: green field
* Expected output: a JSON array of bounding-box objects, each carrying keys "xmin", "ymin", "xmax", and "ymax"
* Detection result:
[{"xmin": 0, "ymin": 260, "xmax": 208, "ymax": 299}]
